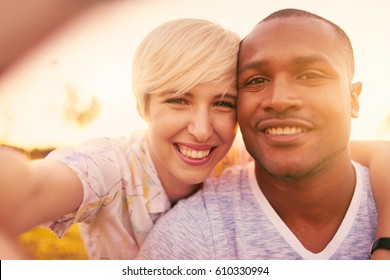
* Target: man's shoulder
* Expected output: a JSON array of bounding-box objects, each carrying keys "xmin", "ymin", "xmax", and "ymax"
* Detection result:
[
  {"xmin": 203, "ymin": 163, "xmax": 251, "ymax": 195},
  {"xmin": 169, "ymin": 165, "xmax": 249, "ymax": 217},
  {"xmin": 169, "ymin": 163, "xmax": 252, "ymax": 221},
  {"xmin": 352, "ymin": 160, "xmax": 369, "ymax": 172},
  {"xmin": 207, "ymin": 163, "xmax": 248, "ymax": 184},
  {"xmin": 352, "ymin": 160, "xmax": 370, "ymax": 187}
]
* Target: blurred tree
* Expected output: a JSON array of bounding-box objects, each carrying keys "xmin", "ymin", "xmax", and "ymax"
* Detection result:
[
  {"xmin": 0, "ymin": 108, "xmax": 13, "ymax": 144},
  {"xmin": 63, "ymin": 85, "xmax": 102, "ymax": 127},
  {"xmin": 377, "ymin": 113, "xmax": 390, "ymax": 138}
]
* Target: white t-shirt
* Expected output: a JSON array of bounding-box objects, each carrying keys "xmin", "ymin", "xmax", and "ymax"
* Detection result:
[{"xmin": 138, "ymin": 161, "xmax": 377, "ymax": 259}]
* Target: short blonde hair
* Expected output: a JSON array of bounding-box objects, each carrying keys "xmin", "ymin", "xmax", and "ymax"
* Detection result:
[{"xmin": 132, "ymin": 18, "xmax": 241, "ymax": 119}]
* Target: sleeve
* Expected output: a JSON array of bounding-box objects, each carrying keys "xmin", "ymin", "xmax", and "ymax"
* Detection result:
[
  {"xmin": 137, "ymin": 201, "xmax": 212, "ymax": 260},
  {"xmin": 43, "ymin": 137, "xmax": 127, "ymax": 237}
]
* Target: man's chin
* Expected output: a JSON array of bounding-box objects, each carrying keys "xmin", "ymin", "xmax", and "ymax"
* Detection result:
[{"xmin": 257, "ymin": 161, "xmax": 313, "ymax": 180}]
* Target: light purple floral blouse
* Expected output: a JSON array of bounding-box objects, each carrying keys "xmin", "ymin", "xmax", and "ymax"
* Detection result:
[{"xmin": 44, "ymin": 131, "xmax": 171, "ymax": 259}]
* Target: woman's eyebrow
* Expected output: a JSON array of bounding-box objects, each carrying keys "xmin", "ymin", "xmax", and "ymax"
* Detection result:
[{"xmin": 215, "ymin": 93, "xmax": 237, "ymax": 100}]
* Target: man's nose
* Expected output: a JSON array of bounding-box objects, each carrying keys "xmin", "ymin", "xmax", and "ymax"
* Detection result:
[{"xmin": 261, "ymin": 78, "xmax": 303, "ymax": 113}]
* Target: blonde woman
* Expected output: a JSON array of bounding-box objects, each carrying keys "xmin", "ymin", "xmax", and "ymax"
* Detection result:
[{"xmin": 0, "ymin": 18, "xmax": 240, "ymax": 259}]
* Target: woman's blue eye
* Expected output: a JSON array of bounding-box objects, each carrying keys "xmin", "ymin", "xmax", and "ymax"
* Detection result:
[{"xmin": 166, "ymin": 98, "xmax": 185, "ymax": 104}]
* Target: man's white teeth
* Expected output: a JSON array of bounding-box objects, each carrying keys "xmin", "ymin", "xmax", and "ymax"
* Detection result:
[
  {"xmin": 266, "ymin": 127, "xmax": 306, "ymax": 135},
  {"xmin": 178, "ymin": 146, "xmax": 211, "ymax": 159}
]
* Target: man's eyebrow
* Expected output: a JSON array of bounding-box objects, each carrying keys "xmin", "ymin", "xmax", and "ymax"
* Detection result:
[
  {"xmin": 238, "ymin": 55, "xmax": 335, "ymax": 76},
  {"xmin": 237, "ymin": 61, "xmax": 269, "ymax": 76},
  {"xmin": 291, "ymin": 55, "xmax": 333, "ymax": 68}
]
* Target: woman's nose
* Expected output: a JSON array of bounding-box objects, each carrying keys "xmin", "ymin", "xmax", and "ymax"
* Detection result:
[{"xmin": 187, "ymin": 108, "xmax": 213, "ymax": 142}]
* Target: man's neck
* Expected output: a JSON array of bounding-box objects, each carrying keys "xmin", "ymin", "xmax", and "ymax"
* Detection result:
[{"xmin": 255, "ymin": 157, "xmax": 357, "ymax": 253}]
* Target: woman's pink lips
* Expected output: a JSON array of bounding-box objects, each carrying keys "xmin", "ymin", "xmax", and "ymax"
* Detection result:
[
  {"xmin": 174, "ymin": 143, "xmax": 216, "ymax": 166},
  {"xmin": 175, "ymin": 142, "xmax": 216, "ymax": 150}
]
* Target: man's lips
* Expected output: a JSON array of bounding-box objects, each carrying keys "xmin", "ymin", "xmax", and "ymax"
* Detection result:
[
  {"xmin": 256, "ymin": 119, "xmax": 313, "ymax": 135},
  {"xmin": 265, "ymin": 126, "xmax": 307, "ymax": 135}
]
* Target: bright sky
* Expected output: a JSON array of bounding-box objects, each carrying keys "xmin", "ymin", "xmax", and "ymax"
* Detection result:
[{"xmin": 1, "ymin": 0, "xmax": 389, "ymax": 149}]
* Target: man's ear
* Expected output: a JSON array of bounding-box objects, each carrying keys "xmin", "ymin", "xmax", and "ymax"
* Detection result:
[{"xmin": 350, "ymin": 81, "xmax": 362, "ymax": 118}]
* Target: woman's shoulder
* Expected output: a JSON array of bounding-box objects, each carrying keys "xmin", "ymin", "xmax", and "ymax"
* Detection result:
[{"xmin": 48, "ymin": 132, "xmax": 146, "ymax": 158}]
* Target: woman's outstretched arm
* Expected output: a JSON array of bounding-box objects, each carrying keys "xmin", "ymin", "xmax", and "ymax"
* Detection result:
[{"xmin": 0, "ymin": 146, "xmax": 83, "ymax": 236}]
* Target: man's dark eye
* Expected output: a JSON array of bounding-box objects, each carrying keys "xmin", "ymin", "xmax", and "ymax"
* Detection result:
[
  {"xmin": 247, "ymin": 77, "xmax": 267, "ymax": 85},
  {"xmin": 299, "ymin": 72, "xmax": 323, "ymax": 80}
]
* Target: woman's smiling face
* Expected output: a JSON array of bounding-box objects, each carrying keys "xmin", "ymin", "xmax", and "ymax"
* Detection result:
[{"xmin": 146, "ymin": 81, "xmax": 238, "ymax": 197}]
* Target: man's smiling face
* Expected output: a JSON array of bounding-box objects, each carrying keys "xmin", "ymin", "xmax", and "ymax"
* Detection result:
[{"xmin": 237, "ymin": 17, "xmax": 361, "ymax": 179}]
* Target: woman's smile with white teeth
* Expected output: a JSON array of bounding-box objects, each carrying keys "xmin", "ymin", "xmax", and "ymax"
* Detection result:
[{"xmin": 177, "ymin": 145, "xmax": 212, "ymax": 159}]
